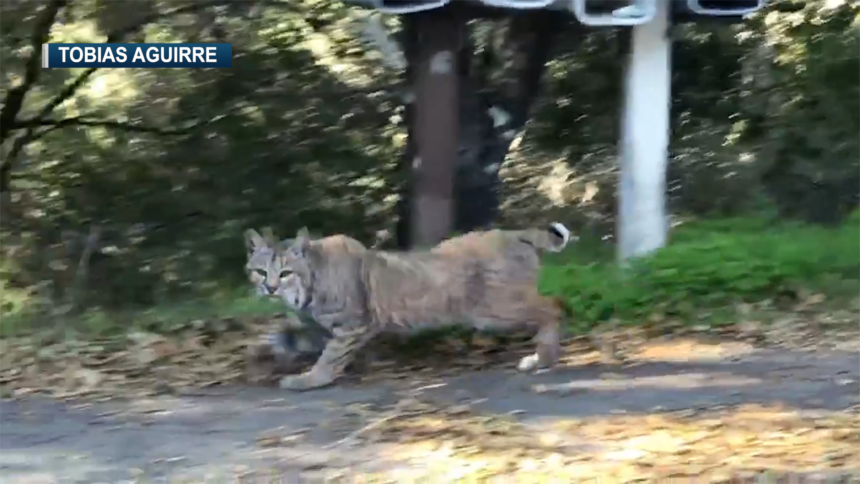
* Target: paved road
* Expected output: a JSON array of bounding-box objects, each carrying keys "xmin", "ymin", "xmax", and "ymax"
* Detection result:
[{"xmin": 2, "ymin": 346, "xmax": 858, "ymax": 483}]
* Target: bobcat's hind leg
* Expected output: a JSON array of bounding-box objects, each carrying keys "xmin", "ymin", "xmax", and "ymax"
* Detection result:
[
  {"xmin": 279, "ymin": 325, "xmax": 375, "ymax": 391},
  {"xmin": 517, "ymin": 298, "xmax": 563, "ymax": 372},
  {"xmin": 517, "ymin": 321, "xmax": 560, "ymax": 372}
]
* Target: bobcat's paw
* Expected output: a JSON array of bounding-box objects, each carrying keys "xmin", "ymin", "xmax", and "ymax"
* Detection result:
[
  {"xmin": 263, "ymin": 332, "xmax": 289, "ymax": 356},
  {"xmin": 517, "ymin": 353, "xmax": 556, "ymax": 373},
  {"xmin": 517, "ymin": 354, "xmax": 540, "ymax": 372},
  {"xmin": 278, "ymin": 369, "xmax": 335, "ymax": 391}
]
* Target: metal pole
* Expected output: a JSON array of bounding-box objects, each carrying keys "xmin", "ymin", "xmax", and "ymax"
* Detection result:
[{"xmin": 617, "ymin": 0, "xmax": 671, "ymax": 262}]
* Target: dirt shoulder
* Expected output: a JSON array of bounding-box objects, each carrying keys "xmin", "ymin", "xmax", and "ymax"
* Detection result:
[{"xmin": 2, "ymin": 340, "xmax": 859, "ymax": 483}]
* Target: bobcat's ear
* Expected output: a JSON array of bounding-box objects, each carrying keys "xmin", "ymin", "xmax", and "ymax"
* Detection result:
[
  {"xmin": 245, "ymin": 229, "xmax": 268, "ymax": 252},
  {"xmin": 289, "ymin": 227, "xmax": 312, "ymax": 256},
  {"xmin": 261, "ymin": 227, "xmax": 278, "ymax": 246}
]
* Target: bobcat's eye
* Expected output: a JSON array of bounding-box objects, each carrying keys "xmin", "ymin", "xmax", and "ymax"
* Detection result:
[
  {"xmin": 254, "ymin": 269, "xmax": 267, "ymax": 277},
  {"xmin": 279, "ymin": 270, "xmax": 293, "ymax": 279}
]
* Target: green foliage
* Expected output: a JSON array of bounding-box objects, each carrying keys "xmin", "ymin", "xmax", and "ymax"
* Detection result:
[
  {"xmin": 2, "ymin": 0, "xmax": 401, "ymax": 310},
  {"xmin": 743, "ymin": 1, "xmax": 860, "ymax": 223},
  {"xmin": 5, "ymin": 217, "xmax": 856, "ymax": 340},
  {"xmin": 540, "ymin": 217, "xmax": 860, "ymax": 332},
  {"xmin": 0, "ymin": 0, "xmax": 857, "ymax": 323},
  {"xmin": 0, "ymin": 288, "xmax": 282, "ymax": 338}
]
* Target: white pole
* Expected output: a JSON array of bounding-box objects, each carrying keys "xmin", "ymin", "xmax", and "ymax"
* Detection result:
[{"xmin": 617, "ymin": 0, "xmax": 671, "ymax": 262}]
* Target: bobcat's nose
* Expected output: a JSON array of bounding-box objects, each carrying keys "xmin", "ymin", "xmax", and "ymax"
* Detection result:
[{"xmin": 262, "ymin": 283, "xmax": 278, "ymax": 295}]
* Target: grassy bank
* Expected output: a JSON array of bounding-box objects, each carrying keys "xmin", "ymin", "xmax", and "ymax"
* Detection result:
[
  {"xmin": 2, "ymin": 216, "xmax": 858, "ymax": 339},
  {"xmin": 541, "ymin": 215, "xmax": 859, "ymax": 332}
]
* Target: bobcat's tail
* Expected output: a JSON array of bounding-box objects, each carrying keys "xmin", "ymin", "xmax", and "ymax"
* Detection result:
[
  {"xmin": 547, "ymin": 222, "xmax": 572, "ymax": 252},
  {"xmin": 520, "ymin": 222, "xmax": 574, "ymax": 253}
]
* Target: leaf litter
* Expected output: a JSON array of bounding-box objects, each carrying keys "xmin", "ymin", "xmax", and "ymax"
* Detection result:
[
  {"xmin": 0, "ymin": 315, "xmax": 270, "ymax": 400},
  {"xmin": 326, "ymin": 398, "xmax": 860, "ymax": 482},
  {"xmin": 1, "ymin": 301, "xmax": 859, "ymax": 481}
]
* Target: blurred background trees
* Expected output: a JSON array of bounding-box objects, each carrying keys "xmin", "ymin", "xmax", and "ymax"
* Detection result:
[{"xmin": 1, "ymin": 0, "xmax": 856, "ymax": 317}]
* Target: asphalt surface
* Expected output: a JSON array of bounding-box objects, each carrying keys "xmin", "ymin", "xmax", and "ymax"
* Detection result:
[{"xmin": 1, "ymin": 346, "xmax": 858, "ymax": 483}]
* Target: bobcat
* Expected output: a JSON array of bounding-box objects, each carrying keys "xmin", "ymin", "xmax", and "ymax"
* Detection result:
[
  {"xmin": 245, "ymin": 225, "xmax": 573, "ymax": 381},
  {"xmin": 244, "ymin": 223, "xmax": 572, "ymax": 391},
  {"xmin": 431, "ymin": 224, "xmax": 571, "ymax": 286},
  {"xmin": 245, "ymin": 229, "xmax": 377, "ymax": 381}
]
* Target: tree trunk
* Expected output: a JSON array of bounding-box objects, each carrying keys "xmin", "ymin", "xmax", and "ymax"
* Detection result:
[
  {"xmin": 404, "ymin": 8, "xmax": 464, "ymax": 248},
  {"xmin": 396, "ymin": 10, "xmax": 566, "ymax": 248}
]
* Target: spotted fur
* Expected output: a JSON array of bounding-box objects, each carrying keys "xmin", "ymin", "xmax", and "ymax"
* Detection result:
[{"xmin": 244, "ymin": 224, "xmax": 573, "ymax": 391}]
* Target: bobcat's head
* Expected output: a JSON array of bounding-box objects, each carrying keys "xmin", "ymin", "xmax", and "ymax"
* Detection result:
[{"xmin": 244, "ymin": 227, "xmax": 314, "ymax": 310}]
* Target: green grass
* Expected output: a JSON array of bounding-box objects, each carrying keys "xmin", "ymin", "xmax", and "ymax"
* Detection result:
[
  {"xmin": 540, "ymin": 215, "xmax": 860, "ymax": 332},
  {"xmin": 2, "ymin": 215, "xmax": 858, "ymax": 339}
]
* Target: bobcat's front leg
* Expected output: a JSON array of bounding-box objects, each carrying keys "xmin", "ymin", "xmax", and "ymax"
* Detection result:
[{"xmin": 279, "ymin": 325, "xmax": 374, "ymax": 391}]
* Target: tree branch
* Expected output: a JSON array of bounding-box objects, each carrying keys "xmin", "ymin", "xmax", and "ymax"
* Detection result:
[
  {"xmin": 4, "ymin": 0, "xmax": 290, "ymax": 143},
  {"xmin": 10, "ymin": 116, "xmax": 212, "ymax": 135},
  {"xmin": 110, "ymin": 1, "xmax": 228, "ymax": 42},
  {"xmin": 0, "ymin": 0, "xmax": 68, "ymax": 144},
  {"xmin": 29, "ymin": 0, "xmax": 233, "ymax": 127},
  {"xmin": 0, "ymin": 0, "xmax": 241, "ymax": 193}
]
